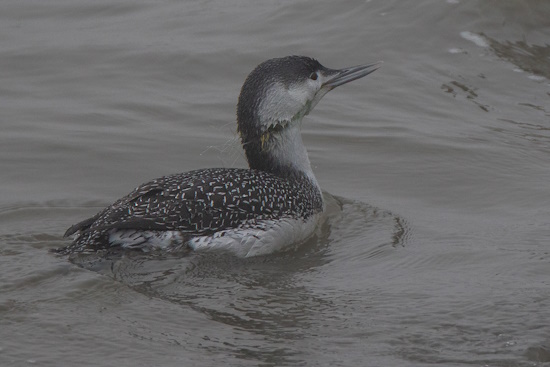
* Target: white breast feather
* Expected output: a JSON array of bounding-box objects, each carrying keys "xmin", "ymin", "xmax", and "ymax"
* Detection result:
[{"xmin": 189, "ymin": 214, "xmax": 320, "ymax": 257}]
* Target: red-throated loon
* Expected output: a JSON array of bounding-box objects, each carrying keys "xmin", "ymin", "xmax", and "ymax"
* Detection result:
[{"xmin": 59, "ymin": 56, "xmax": 382, "ymax": 257}]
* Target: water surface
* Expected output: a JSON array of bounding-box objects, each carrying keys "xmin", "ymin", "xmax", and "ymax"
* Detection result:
[{"xmin": 1, "ymin": 0, "xmax": 549, "ymax": 366}]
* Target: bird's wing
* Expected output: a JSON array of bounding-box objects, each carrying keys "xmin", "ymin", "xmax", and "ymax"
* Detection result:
[{"xmin": 66, "ymin": 168, "xmax": 313, "ymax": 237}]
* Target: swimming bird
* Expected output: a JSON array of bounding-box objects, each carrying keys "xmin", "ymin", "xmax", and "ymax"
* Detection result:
[{"xmin": 60, "ymin": 56, "xmax": 381, "ymax": 257}]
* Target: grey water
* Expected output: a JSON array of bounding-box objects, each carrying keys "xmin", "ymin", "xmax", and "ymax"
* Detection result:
[{"xmin": 1, "ymin": 0, "xmax": 549, "ymax": 366}]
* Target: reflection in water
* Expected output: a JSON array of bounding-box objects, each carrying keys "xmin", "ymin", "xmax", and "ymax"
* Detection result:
[
  {"xmin": 441, "ymin": 80, "xmax": 491, "ymax": 112},
  {"xmin": 67, "ymin": 194, "xmax": 407, "ymax": 365},
  {"xmin": 484, "ymin": 34, "xmax": 550, "ymax": 79},
  {"xmin": 495, "ymin": 118, "xmax": 550, "ymax": 153},
  {"xmin": 483, "ymin": 35, "xmax": 550, "ymax": 152},
  {"xmin": 445, "ymin": 31, "xmax": 550, "ymax": 157}
]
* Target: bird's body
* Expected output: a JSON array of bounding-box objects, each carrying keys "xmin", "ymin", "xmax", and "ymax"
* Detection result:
[
  {"xmin": 60, "ymin": 56, "xmax": 381, "ymax": 257},
  {"xmin": 64, "ymin": 168, "xmax": 322, "ymax": 257}
]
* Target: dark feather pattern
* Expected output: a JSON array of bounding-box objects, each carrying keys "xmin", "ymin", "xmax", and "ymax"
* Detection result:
[{"xmin": 58, "ymin": 168, "xmax": 323, "ymax": 253}]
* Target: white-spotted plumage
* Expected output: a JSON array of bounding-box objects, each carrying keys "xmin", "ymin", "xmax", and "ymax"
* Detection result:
[{"xmin": 59, "ymin": 56, "xmax": 381, "ymax": 257}]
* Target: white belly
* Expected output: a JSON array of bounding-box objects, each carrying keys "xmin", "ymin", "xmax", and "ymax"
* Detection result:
[
  {"xmin": 108, "ymin": 214, "xmax": 321, "ymax": 258},
  {"xmin": 189, "ymin": 214, "xmax": 321, "ymax": 257}
]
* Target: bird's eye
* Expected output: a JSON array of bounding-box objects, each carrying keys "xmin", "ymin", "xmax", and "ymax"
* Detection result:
[{"xmin": 309, "ymin": 72, "xmax": 318, "ymax": 81}]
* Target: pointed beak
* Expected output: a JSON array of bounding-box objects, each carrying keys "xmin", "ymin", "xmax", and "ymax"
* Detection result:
[{"xmin": 322, "ymin": 61, "xmax": 383, "ymax": 90}]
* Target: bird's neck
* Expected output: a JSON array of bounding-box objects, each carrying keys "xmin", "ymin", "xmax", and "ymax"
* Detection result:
[{"xmin": 240, "ymin": 117, "xmax": 319, "ymax": 186}]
